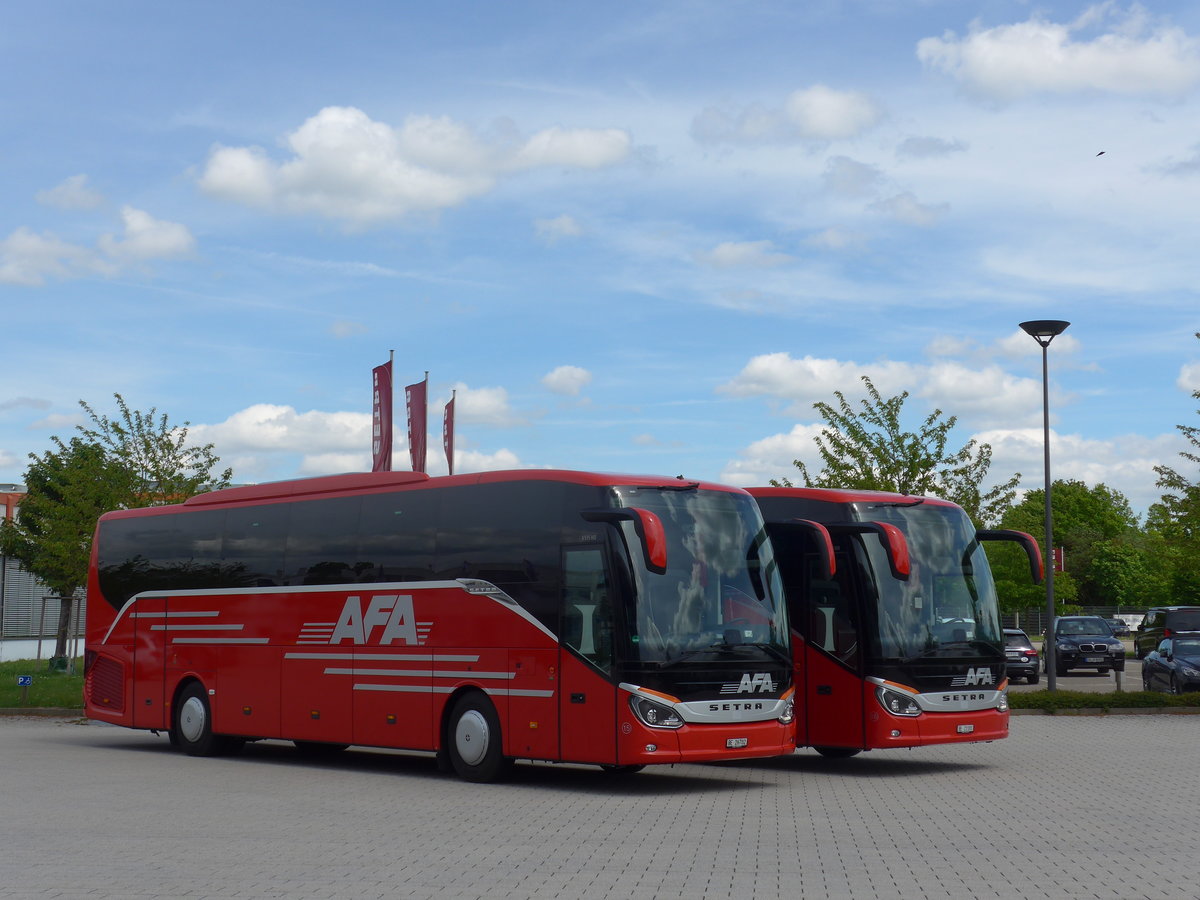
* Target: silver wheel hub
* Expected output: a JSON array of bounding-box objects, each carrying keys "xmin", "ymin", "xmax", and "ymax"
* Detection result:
[
  {"xmin": 179, "ymin": 695, "xmax": 207, "ymax": 743},
  {"xmin": 454, "ymin": 709, "xmax": 489, "ymax": 766}
]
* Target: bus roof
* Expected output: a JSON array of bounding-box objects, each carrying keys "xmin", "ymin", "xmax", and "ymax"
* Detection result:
[
  {"xmin": 99, "ymin": 469, "xmax": 746, "ymax": 519},
  {"xmin": 745, "ymin": 485, "xmax": 960, "ymax": 508}
]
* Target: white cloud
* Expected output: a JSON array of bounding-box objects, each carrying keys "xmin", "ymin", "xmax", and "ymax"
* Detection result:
[
  {"xmin": 0, "ymin": 227, "xmax": 109, "ymax": 285},
  {"xmin": 785, "ymin": 85, "xmax": 883, "ymax": 140},
  {"xmin": 870, "ymin": 192, "xmax": 948, "ymax": 226},
  {"xmin": 979, "ymin": 427, "xmax": 1180, "ymax": 513},
  {"xmin": 822, "ymin": 156, "xmax": 883, "ymax": 197},
  {"xmin": 998, "ymin": 328, "xmax": 1081, "ymax": 359},
  {"xmin": 695, "ymin": 240, "xmax": 793, "ymax": 268},
  {"xmin": 1178, "ymin": 361, "xmax": 1200, "ymax": 392},
  {"xmin": 1, "ymin": 206, "xmax": 194, "ymax": 286},
  {"xmin": 450, "ymin": 383, "xmax": 526, "ymax": 427},
  {"xmin": 896, "ymin": 136, "xmax": 968, "ymax": 159},
  {"xmin": 919, "ymin": 362, "xmax": 1045, "ymax": 428},
  {"xmin": 190, "ymin": 404, "xmax": 373, "ymax": 453},
  {"xmin": 509, "ymin": 126, "xmax": 630, "ymax": 170},
  {"xmin": 541, "ymin": 365, "xmax": 592, "ymax": 396},
  {"xmin": 690, "ymin": 84, "xmax": 881, "ymax": 145},
  {"xmin": 455, "ymin": 447, "xmax": 524, "ymax": 472},
  {"xmin": 98, "ymin": 207, "xmax": 195, "ymax": 261},
  {"xmin": 36, "ymin": 174, "xmax": 104, "ymax": 210},
  {"xmin": 0, "ymin": 397, "xmax": 53, "ymax": 412},
  {"xmin": 805, "ymin": 227, "xmax": 867, "ymax": 251},
  {"xmin": 917, "ymin": 6, "xmax": 1200, "ymax": 101},
  {"xmin": 534, "ymin": 214, "xmax": 583, "ymax": 243},
  {"xmin": 719, "ymin": 423, "xmax": 828, "ymax": 487},
  {"xmin": 718, "ymin": 352, "xmax": 919, "ymax": 413},
  {"xmin": 199, "ymin": 106, "xmax": 630, "ymax": 226},
  {"xmin": 296, "ymin": 451, "xmax": 370, "ymax": 475}
]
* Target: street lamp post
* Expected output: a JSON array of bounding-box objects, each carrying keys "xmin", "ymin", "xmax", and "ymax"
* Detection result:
[{"xmin": 1020, "ymin": 320, "xmax": 1070, "ymax": 691}]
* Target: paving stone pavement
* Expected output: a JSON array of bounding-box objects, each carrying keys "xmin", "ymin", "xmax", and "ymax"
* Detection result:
[{"xmin": 0, "ymin": 715, "xmax": 1196, "ymax": 900}]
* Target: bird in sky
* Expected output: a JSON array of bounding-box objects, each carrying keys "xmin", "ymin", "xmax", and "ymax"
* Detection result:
[{"xmin": 1096, "ymin": 151, "xmax": 1106, "ymax": 156}]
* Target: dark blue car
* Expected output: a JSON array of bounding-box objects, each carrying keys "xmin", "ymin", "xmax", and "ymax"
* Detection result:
[{"xmin": 1142, "ymin": 635, "xmax": 1200, "ymax": 694}]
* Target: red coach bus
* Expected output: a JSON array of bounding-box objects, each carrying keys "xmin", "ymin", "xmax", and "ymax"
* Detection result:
[
  {"xmin": 747, "ymin": 487, "xmax": 1040, "ymax": 757},
  {"xmin": 85, "ymin": 470, "xmax": 795, "ymax": 781}
]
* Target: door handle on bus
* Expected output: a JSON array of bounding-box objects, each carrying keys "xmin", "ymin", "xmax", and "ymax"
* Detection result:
[
  {"xmin": 570, "ymin": 693, "xmax": 586, "ymax": 704},
  {"xmin": 816, "ymin": 685, "xmax": 832, "ymax": 695}
]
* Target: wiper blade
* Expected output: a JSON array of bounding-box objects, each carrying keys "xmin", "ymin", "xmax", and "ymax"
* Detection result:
[{"xmin": 657, "ymin": 481, "xmax": 700, "ymax": 492}]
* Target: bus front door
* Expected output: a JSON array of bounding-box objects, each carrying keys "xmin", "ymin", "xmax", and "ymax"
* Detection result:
[
  {"xmin": 804, "ymin": 599, "xmax": 865, "ymax": 750},
  {"xmin": 557, "ymin": 547, "xmax": 618, "ymax": 765}
]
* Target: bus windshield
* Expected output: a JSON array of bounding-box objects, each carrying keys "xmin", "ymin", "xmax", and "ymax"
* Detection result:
[
  {"xmin": 852, "ymin": 501, "xmax": 1002, "ymax": 661},
  {"xmin": 610, "ymin": 486, "xmax": 788, "ymax": 663}
]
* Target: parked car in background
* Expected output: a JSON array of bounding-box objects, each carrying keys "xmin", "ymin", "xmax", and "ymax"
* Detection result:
[
  {"xmin": 1134, "ymin": 607, "xmax": 1200, "ymax": 659},
  {"xmin": 1141, "ymin": 635, "xmax": 1200, "ymax": 694},
  {"xmin": 1004, "ymin": 628, "xmax": 1040, "ymax": 684},
  {"xmin": 1043, "ymin": 616, "xmax": 1126, "ymax": 676},
  {"xmin": 1104, "ymin": 618, "xmax": 1131, "ymax": 637}
]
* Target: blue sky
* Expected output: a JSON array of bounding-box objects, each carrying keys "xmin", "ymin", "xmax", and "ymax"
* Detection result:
[{"xmin": 3, "ymin": 1, "xmax": 1199, "ymax": 518}]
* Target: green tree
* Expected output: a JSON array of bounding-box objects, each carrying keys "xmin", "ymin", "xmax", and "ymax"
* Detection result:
[
  {"xmin": 989, "ymin": 479, "xmax": 1142, "ymax": 612},
  {"xmin": 0, "ymin": 439, "xmax": 129, "ymax": 658},
  {"xmin": 78, "ymin": 394, "xmax": 232, "ymax": 501},
  {"xmin": 775, "ymin": 375, "xmax": 1020, "ymax": 525},
  {"xmin": 0, "ymin": 395, "xmax": 232, "ymax": 659}
]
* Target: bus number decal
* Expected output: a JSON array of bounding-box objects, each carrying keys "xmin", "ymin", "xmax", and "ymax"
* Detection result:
[{"xmin": 330, "ymin": 595, "xmax": 420, "ymax": 646}]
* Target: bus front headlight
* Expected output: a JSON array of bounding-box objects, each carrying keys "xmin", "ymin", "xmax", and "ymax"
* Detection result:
[
  {"xmin": 876, "ymin": 686, "xmax": 921, "ymax": 717},
  {"xmin": 629, "ymin": 696, "xmax": 684, "ymax": 729},
  {"xmin": 778, "ymin": 696, "xmax": 795, "ymax": 725}
]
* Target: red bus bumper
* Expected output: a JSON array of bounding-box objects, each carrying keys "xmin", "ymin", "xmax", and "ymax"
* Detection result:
[
  {"xmin": 865, "ymin": 706, "xmax": 1009, "ymax": 748},
  {"xmin": 617, "ymin": 716, "xmax": 796, "ymax": 766}
]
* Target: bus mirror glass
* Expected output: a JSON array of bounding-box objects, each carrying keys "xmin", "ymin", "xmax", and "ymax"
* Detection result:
[
  {"xmin": 781, "ymin": 519, "xmax": 836, "ymax": 580},
  {"xmin": 580, "ymin": 507, "xmax": 668, "ymax": 574},
  {"xmin": 976, "ymin": 529, "xmax": 1044, "ymax": 585},
  {"xmin": 824, "ymin": 521, "xmax": 910, "ymax": 581}
]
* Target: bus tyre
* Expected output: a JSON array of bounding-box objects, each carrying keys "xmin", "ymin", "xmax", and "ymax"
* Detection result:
[
  {"xmin": 814, "ymin": 746, "xmax": 861, "ymax": 759},
  {"xmin": 174, "ymin": 682, "xmax": 236, "ymax": 757},
  {"xmin": 447, "ymin": 692, "xmax": 512, "ymax": 783}
]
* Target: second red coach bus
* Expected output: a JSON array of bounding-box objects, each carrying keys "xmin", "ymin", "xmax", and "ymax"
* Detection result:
[
  {"xmin": 85, "ymin": 470, "xmax": 795, "ymax": 780},
  {"xmin": 747, "ymin": 487, "xmax": 1040, "ymax": 757}
]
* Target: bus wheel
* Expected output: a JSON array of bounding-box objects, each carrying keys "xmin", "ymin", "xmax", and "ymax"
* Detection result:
[
  {"xmin": 814, "ymin": 746, "xmax": 861, "ymax": 759},
  {"xmin": 447, "ymin": 692, "xmax": 512, "ymax": 783},
  {"xmin": 600, "ymin": 765, "xmax": 645, "ymax": 775},
  {"xmin": 173, "ymin": 682, "xmax": 236, "ymax": 757}
]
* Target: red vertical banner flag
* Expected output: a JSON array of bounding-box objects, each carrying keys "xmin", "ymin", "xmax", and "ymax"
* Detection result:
[
  {"xmin": 406, "ymin": 374, "xmax": 428, "ymax": 473},
  {"xmin": 443, "ymin": 391, "xmax": 455, "ymax": 476},
  {"xmin": 371, "ymin": 360, "xmax": 393, "ymax": 472}
]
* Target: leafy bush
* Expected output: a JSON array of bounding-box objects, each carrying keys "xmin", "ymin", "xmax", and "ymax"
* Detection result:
[{"xmin": 1009, "ymin": 688, "xmax": 1200, "ymax": 711}]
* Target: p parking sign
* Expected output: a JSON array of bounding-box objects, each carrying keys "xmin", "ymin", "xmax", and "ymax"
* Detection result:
[{"xmin": 17, "ymin": 675, "xmax": 32, "ymax": 687}]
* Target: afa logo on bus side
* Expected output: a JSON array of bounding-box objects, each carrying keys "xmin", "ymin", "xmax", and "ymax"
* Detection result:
[{"xmin": 331, "ymin": 595, "xmax": 419, "ymax": 645}]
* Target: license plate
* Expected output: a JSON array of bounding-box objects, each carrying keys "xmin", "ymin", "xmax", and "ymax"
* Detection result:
[
  {"xmin": 726, "ymin": 737, "xmax": 748, "ymax": 749},
  {"xmin": 1006, "ymin": 652, "xmax": 1020, "ymax": 659},
  {"xmin": 956, "ymin": 724, "xmax": 974, "ymax": 734},
  {"xmin": 1084, "ymin": 656, "xmax": 1104, "ymax": 663}
]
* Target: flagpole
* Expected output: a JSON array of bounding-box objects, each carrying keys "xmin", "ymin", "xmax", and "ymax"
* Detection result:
[{"xmin": 387, "ymin": 350, "xmax": 395, "ymax": 471}]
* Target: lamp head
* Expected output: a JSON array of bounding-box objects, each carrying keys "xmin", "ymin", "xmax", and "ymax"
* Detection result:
[{"xmin": 1020, "ymin": 320, "xmax": 1070, "ymax": 348}]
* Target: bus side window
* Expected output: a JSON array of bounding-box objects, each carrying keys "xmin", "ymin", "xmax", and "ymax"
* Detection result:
[
  {"xmin": 809, "ymin": 573, "xmax": 859, "ymax": 669},
  {"xmin": 563, "ymin": 547, "xmax": 614, "ymax": 672}
]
